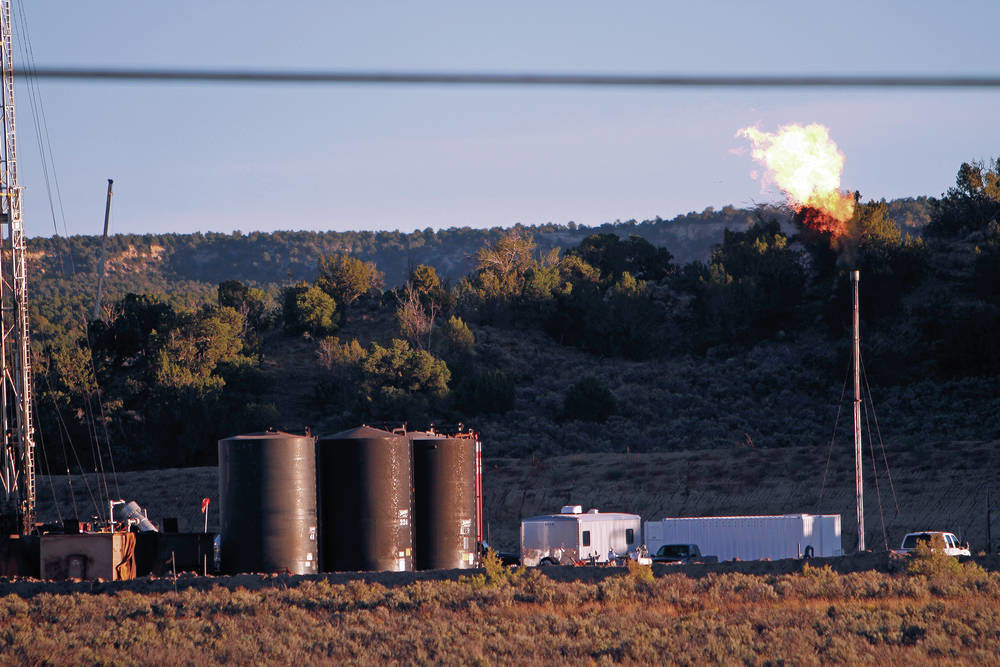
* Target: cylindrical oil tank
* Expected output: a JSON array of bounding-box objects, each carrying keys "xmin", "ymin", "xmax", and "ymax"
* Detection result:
[
  {"xmin": 218, "ymin": 431, "xmax": 318, "ymax": 575},
  {"xmin": 316, "ymin": 425, "xmax": 413, "ymax": 572},
  {"xmin": 411, "ymin": 433, "xmax": 478, "ymax": 570}
]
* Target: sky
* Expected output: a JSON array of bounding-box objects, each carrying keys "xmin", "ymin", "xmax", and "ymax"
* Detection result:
[{"xmin": 11, "ymin": 0, "xmax": 1000, "ymax": 237}]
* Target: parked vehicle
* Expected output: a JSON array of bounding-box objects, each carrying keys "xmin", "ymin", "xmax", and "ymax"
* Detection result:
[
  {"xmin": 892, "ymin": 531, "xmax": 970, "ymax": 557},
  {"xmin": 651, "ymin": 543, "xmax": 717, "ymax": 564},
  {"xmin": 521, "ymin": 506, "xmax": 640, "ymax": 566},
  {"xmin": 644, "ymin": 514, "xmax": 842, "ymax": 562},
  {"xmin": 479, "ymin": 541, "xmax": 521, "ymax": 566}
]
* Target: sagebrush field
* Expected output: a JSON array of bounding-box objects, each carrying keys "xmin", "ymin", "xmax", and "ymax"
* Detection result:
[{"xmin": 2, "ymin": 552, "xmax": 999, "ymax": 664}]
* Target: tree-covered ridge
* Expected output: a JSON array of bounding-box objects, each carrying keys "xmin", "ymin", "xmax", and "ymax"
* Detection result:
[
  {"xmin": 27, "ymin": 209, "xmax": 759, "ymax": 289},
  {"xmin": 28, "ymin": 200, "xmax": 931, "ymax": 289},
  {"xmin": 22, "ymin": 173, "xmax": 993, "ymax": 472},
  {"xmin": 29, "ymin": 197, "xmax": 932, "ymax": 285}
]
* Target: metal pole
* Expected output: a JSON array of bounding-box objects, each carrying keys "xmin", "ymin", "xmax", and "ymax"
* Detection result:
[
  {"xmin": 988, "ymin": 487, "xmax": 992, "ymax": 554},
  {"xmin": 474, "ymin": 435, "xmax": 483, "ymax": 545},
  {"xmin": 93, "ymin": 179, "xmax": 113, "ymax": 320},
  {"xmin": 852, "ymin": 270, "xmax": 865, "ymax": 552}
]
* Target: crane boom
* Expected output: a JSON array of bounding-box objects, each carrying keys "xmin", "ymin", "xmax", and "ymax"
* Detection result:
[{"xmin": 0, "ymin": 0, "xmax": 36, "ymax": 536}]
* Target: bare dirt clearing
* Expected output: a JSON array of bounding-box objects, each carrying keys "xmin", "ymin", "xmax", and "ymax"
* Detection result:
[{"xmin": 35, "ymin": 439, "xmax": 1000, "ymax": 555}]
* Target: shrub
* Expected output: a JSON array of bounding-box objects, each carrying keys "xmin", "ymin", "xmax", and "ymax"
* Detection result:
[
  {"xmin": 906, "ymin": 541, "xmax": 963, "ymax": 578},
  {"xmin": 283, "ymin": 283, "xmax": 337, "ymax": 335},
  {"xmin": 562, "ymin": 376, "xmax": 616, "ymax": 422},
  {"xmin": 481, "ymin": 548, "xmax": 506, "ymax": 584},
  {"xmin": 482, "ymin": 549, "xmax": 524, "ymax": 587},
  {"xmin": 544, "ymin": 279, "xmax": 663, "ymax": 359},
  {"xmin": 454, "ymin": 369, "xmax": 515, "ymax": 416},
  {"xmin": 687, "ymin": 221, "xmax": 805, "ymax": 349},
  {"xmin": 972, "ymin": 222, "xmax": 1000, "ymax": 304},
  {"xmin": 316, "ymin": 336, "xmax": 365, "ymax": 370},
  {"xmin": 316, "ymin": 253, "xmax": 384, "ymax": 306},
  {"xmin": 926, "ymin": 158, "xmax": 1000, "ymax": 237},
  {"xmin": 626, "ymin": 559, "xmax": 655, "ymax": 583},
  {"xmin": 359, "ymin": 338, "xmax": 451, "ymax": 421},
  {"xmin": 440, "ymin": 315, "xmax": 476, "ymax": 356},
  {"xmin": 787, "ymin": 562, "xmax": 842, "ymax": 599},
  {"xmin": 395, "ymin": 283, "xmax": 436, "ymax": 349},
  {"xmin": 3, "ymin": 565, "xmax": 1000, "ymax": 662},
  {"xmin": 567, "ymin": 233, "xmax": 674, "ymax": 282}
]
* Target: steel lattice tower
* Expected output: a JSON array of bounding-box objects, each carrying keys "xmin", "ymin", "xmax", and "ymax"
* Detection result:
[{"xmin": 0, "ymin": 0, "xmax": 35, "ymax": 535}]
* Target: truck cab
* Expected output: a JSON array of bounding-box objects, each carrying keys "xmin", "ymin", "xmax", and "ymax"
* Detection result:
[
  {"xmin": 893, "ymin": 531, "xmax": 971, "ymax": 557},
  {"xmin": 651, "ymin": 543, "xmax": 703, "ymax": 564}
]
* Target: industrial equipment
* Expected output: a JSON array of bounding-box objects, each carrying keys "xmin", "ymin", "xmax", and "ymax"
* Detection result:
[
  {"xmin": 644, "ymin": 514, "xmax": 842, "ymax": 562},
  {"xmin": 316, "ymin": 425, "xmax": 414, "ymax": 572},
  {"xmin": 0, "ymin": 0, "xmax": 37, "ymax": 537},
  {"xmin": 218, "ymin": 431, "xmax": 318, "ymax": 574},
  {"xmin": 410, "ymin": 430, "xmax": 482, "ymax": 570}
]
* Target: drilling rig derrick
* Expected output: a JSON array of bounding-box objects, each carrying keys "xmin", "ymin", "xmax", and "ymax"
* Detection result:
[{"xmin": 0, "ymin": 0, "xmax": 37, "ymax": 536}]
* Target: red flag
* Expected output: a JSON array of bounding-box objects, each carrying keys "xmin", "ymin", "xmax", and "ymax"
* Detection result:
[{"xmin": 201, "ymin": 497, "xmax": 210, "ymax": 514}]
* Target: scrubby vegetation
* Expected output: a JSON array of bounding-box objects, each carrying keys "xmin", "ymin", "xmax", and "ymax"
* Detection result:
[
  {"xmin": 2, "ymin": 565, "xmax": 1000, "ymax": 662},
  {"xmin": 23, "ymin": 159, "xmax": 999, "ymax": 471}
]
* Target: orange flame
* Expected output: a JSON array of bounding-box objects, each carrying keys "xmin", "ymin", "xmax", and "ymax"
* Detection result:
[{"xmin": 738, "ymin": 123, "xmax": 855, "ymax": 236}]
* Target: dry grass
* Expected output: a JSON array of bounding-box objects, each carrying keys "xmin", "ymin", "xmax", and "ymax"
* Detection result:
[{"xmin": 2, "ymin": 565, "xmax": 999, "ymax": 663}]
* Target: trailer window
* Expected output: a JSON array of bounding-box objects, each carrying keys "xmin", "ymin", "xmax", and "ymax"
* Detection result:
[
  {"xmin": 625, "ymin": 528, "xmax": 634, "ymax": 545},
  {"xmin": 582, "ymin": 531, "xmax": 591, "ymax": 547}
]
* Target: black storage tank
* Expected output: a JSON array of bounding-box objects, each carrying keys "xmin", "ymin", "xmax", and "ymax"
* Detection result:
[
  {"xmin": 316, "ymin": 425, "xmax": 414, "ymax": 572},
  {"xmin": 411, "ymin": 433, "xmax": 478, "ymax": 570},
  {"xmin": 218, "ymin": 431, "xmax": 318, "ymax": 574}
]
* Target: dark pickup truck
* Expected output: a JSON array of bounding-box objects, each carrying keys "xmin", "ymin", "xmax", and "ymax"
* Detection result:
[{"xmin": 652, "ymin": 544, "xmax": 718, "ymax": 564}]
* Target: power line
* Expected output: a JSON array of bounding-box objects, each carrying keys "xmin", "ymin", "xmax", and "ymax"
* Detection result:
[{"xmin": 15, "ymin": 67, "xmax": 1000, "ymax": 89}]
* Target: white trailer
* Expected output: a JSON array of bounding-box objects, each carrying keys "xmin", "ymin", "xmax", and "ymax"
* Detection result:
[
  {"xmin": 521, "ymin": 506, "xmax": 640, "ymax": 566},
  {"xmin": 644, "ymin": 514, "xmax": 842, "ymax": 562}
]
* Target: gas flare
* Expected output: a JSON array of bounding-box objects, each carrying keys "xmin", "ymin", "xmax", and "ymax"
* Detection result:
[{"xmin": 738, "ymin": 123, "xmax": 855, "ymax": 236}]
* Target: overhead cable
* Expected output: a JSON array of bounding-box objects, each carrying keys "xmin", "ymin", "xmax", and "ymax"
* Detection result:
[{"xmin": 16, "ymin": 67, "xmax": 1000, "ymax": 88}]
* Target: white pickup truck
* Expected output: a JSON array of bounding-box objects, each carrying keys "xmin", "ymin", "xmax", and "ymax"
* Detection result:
[{"xmin": 892, "ymin": 531, "xmax": 971, "ymax": 557}]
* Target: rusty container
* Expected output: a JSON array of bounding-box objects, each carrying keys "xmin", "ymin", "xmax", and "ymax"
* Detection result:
[
  {"xmin": 316, "ymin": 425, "xmax": 413, "ymax": 572},
  {"xmin": 411, "ymin": 433, "xmax": 478, "ymax": 570},
  {"xmin": 40, "ymin": 533, "xmax": 136, "ymax": 581},
  {"xmin": 218, "ymin": 431, "xmax": 318, "ymax": 575}
]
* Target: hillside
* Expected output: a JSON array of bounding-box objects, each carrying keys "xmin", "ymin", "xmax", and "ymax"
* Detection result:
[
  {"xmin": 233, "ymin": 310, "xmax": 998, "ymax": 463},
  {"xmin": 20, "ymin": 176, "xmax": 1000, "ymax": 505},
  {"xmin": 19, "ymin": 166, "xmax": 1000, "ymax": 556},
  {"xmin": 244, "ymin": 216, "xmax": 998, "ymax": 458}
]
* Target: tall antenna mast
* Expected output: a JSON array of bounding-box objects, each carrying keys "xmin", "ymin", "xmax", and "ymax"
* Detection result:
[
  {"xmin": 852, "ymin": 270, "xmax": 864, "ymax": 552},
  {"xmin": 0, "ymin": 0, "xmax": 36, "ymax": 535}
]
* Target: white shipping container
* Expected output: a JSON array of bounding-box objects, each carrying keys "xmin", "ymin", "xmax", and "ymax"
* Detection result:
[
  {"xmin": 521, "ymin": 509, "xmax": 640, "ymax": 566},
  {"xmin": 644, "ymin": 514, "xmax": 842, "ymax": 562}
]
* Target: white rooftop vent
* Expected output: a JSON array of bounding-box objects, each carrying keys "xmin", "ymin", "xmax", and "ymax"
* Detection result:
[
  {"xmin": 560, "ymin": 505, "xmax": 583, "ymax": 514},
  {"xmin": 587, "ymin": 509, "xmax": 599, "ymax": 514}
]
